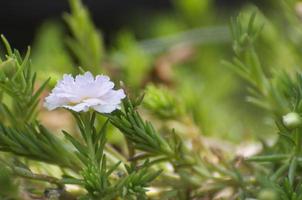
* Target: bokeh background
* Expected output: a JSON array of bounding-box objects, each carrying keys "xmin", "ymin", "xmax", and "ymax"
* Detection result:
[{"xmin": 0, "ymin": 0, "xmax": 268, "ymax": 49}]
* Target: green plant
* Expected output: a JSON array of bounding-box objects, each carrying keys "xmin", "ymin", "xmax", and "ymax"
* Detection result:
[{"xmin": 2, "ymin": 0, "xmax": 302, "ymax": 199}]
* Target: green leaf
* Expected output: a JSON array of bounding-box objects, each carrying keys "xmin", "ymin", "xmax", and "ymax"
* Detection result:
[
  {"xmin": 246, "ymin": 154, "xmax": 289, "ymax": 162},
  {"xmin": 288, "ymin": 157, "xmax": 297, "ymax": 186}
]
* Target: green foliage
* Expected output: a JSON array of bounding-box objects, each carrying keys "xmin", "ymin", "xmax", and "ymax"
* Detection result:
[
  {"xmin": 143, "ymin": 84, "xmax": 184, "ymax": 119},
  {"xmin": 32, "ymin": 21, "xmax": 74, "ymax": 84},
  {"xmin": 223, "ymin": 12, "xmax": 289, "ymax": 116},
  {"xmin": 0, "ymin": 163, "xmax": 19, "ymax": 199},
  {"xmin": 0, "ymin": 123, "xmax": 80, "ymax": 169},
  {"xmin": 63, "ymin": 112, "xmax": 161, "ymax": 200},
  {"xmin": 0, "ymin": 35, "xmax": 50, "ymax": 125},
  {"xmin": 224, "ymin": 10, "xmax": 302, "ymax": 200},
  {"xmin": 63, "ymin": 0, "xmax": 103, "ymax": 74},
  {"xmin": 2, "ymin": 0, "xmax": 302, "ymax": 199},
  {"xmin": 109, "ymin": 98, "xmax": 174, "ymax": 158},
  {"xmin": 173, "ymin": 0, "xmax": 213, "ymax": 25},
  {"xmin": 108, "ymin": 97, "xmax": 217, "ymax": 199},
  {"xmin": 112, "ymin": 31, "xmax": 151, "ymax": 88}
]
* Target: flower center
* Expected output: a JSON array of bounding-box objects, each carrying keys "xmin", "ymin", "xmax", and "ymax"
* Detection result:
[{"xmin": 68, "ymin": 96, "xmax": 90, "ymax": 106}]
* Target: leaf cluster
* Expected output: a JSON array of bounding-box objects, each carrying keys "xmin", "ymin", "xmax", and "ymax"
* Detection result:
[
  {"xmin": 63, "ymin": 112, "xmax": 161, "ymax": 200},
  {"xmin": 0, "ymin": 123, "xmax": 79, "ymax": 170},
  {"xmin": 0, "ymin": 35, "xmax": 49, "ymax": 125}
]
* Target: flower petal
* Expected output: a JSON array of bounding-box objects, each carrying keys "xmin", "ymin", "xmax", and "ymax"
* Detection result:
[
  {"xmin": 63, "ymin": 103, "xmax": 90, "ymax": 112},
  {"xmin": 93, "ymin": 104, "xmax": 118, "ymax": 113},
  {"xmin": 44, "ymin": 71, "xmax": 125, "ymax": 113},
  {"xmin": 101, "ymin": 89, "xmax": 126, "ymax": 104},
  {"xmin": 75, "ymin": 72, "xmax": 94, "ymax": 85}
]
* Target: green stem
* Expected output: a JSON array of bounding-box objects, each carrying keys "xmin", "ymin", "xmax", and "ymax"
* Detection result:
[
  {"xmin": 13, "ymin": 166, "xmax": 64, "ymax": 187},
  {"xmin": 295, "ymin": 129, "xmax": 301, "ymax": 155},
  {"xmin": 126, "ymin": 139, "xmax": 136, "ymax": 165},
  {"xmin": 105, "ymin": 145, "xmax": 127, "ymax": 163}
]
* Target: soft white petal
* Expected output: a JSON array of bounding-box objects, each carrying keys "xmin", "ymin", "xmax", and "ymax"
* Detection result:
[
  {"xmin": 101, "ymin": 89, "xmax": 126, "ymax": 104},
  {"xmin": 61, "ymin": 74, "xmax": 74, "ymax": 85},
  {"xmin": 44, "ymin": 94, "xmax": 69, "ymax": 110},
  {"xmin": 63, "ymin": 103, "xmax": 90, "ymax": 112},
  {"xmin": 93, "ymin": 104, "xmax": 118, "ymax": 113},
  {"xmin": 96, "ymin": 75, "xmax": 110, "ymax": 82},
  {"xmin": 75, "ymin": 72, "xmax": 94, "ymax": 85}
]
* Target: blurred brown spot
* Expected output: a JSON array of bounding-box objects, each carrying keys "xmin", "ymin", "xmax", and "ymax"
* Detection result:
[
  {"xmin": 39, "ymin": 109, "xmax": 74, "ymax": 134},
  {"xmin": 151, "ymin": 44, "xmax": 195, "ymax": 85},
  {"xmin": 296, "ymin": 2, "xmax": 302, "ymax": 20}
]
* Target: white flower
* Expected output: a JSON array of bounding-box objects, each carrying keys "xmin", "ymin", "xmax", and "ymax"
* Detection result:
[{"xmin": 44, "ymin": 72, "xmax": 126, "ymax": 113}]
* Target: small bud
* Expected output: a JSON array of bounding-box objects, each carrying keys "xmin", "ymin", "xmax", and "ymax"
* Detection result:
[
  {"xmin": 258, "ymin": 189, "xmax": 278, "ymax": 200},
  {"xmin": 282, "ymin": 112, "xmax": 302, "ymax": 129}
]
